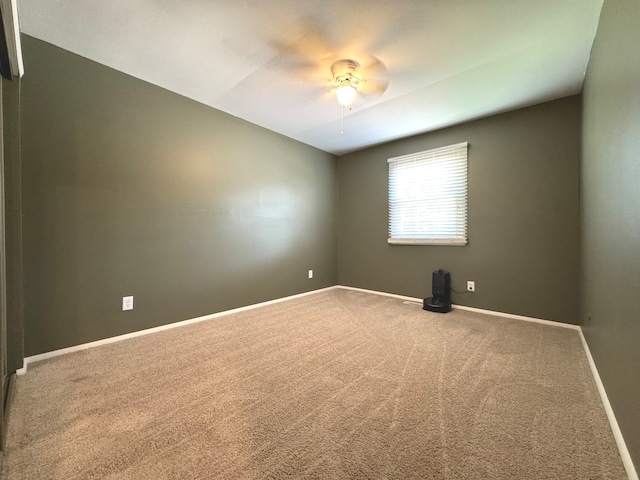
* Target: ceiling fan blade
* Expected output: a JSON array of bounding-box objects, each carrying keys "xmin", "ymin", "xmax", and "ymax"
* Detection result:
[
  {"xmin": 267, "ymin": 17, "xmax": 338, "ymax": 69},
  {"xmin": 362, "ymin": 78, "xmax": 389, "ymax": 97},
  {"xmin": 304, "ymin": 86, "xmax": 334, "ymax": 103},
  {"xmin": 359, "ymin": 55, "xmax": 387, "ymax": 78}
]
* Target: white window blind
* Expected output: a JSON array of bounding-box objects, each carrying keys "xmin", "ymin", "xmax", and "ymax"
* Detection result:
[{"xmin": 388, "ymin": 142, "xmax": 468, "ymax": 246}]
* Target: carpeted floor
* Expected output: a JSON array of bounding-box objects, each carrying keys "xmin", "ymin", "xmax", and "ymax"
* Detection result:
[{"xmin": 1, "ymin": 289, "xmax": 627, "ymax": 479}]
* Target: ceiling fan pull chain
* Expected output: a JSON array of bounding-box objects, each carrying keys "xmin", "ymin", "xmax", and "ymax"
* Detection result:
[{"xmin": 341, "ymin": 104, "xmax": 345, "ymax": 135}]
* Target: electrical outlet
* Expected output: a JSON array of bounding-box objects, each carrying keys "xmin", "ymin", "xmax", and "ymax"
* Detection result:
[
  {"xmin": 122, "ymin": 296, "xmax": 134, "ymax": 311},
  {"xmin": 308, "ymin": 269, "xmax": 313, "ymax": 279},
  {"xmin": 467, "ymin": 281, "xmax": 475, "ymax": 292}
]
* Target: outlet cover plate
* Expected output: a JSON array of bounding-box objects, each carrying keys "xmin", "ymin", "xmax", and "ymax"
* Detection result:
[{"xmin": 122, "ymin": 296, "xmax": 134, "ymax": 311}]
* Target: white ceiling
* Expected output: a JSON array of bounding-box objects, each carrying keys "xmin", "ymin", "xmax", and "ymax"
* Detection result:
[{"xmin": 18, "ymin": 0, "xmax": 603, "ymax": 155}]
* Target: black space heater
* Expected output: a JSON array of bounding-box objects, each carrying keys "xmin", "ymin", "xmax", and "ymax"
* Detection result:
[{"xmin": 423, "ymin": 269, "xmax": 451, "ymax": 313}]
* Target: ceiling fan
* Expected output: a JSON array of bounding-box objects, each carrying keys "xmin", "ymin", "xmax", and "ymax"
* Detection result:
[
  {"xmin": 327, "ymin": 57, "xmax": 389, "ymax": 134},
  {"xmin": 330, "ymin": 57, "xmax": 389, "ymax": 107}
]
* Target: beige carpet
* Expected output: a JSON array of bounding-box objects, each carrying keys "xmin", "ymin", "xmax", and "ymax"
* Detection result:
[{"xmin": 1, "ymin": 289, "xmax": 627, "ymax": 479}]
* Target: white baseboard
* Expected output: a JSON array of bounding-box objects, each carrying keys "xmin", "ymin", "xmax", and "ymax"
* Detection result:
[
  {"xmin": 578, "ymin": 330, "xmax": 638, "ymax": 480},
  {"xmin": 337, "ymin": 285, "xmax": 424, "ymax": 303},
  {"xmin": 20, "ymin": 285, "xmax": 577, "ymax": 371},
  {"xmin": 451, "ymin": 303, "xmax": 581, "ymax": 330},
  {"xmin": 15, "ymin": 283, "xmax": 637, "ymax": 478},
  {"xmin": 18, "ymin": 286, "xmax": 337, "ymax": 373},
  {"xmin": 337, "ymin": 285, "xmax": 580, "ymax": 330}
]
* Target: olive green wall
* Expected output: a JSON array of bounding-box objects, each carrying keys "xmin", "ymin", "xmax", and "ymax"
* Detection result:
[
  {"xmin": 338, "ymin": 96, "xmax": 581, "ymax": 324},
  {"xmin": 582, "ymin": 0, "xmax": 640, "ymax": 469},
  {"xmin": 2, "ymin": 75, "xmax": 23, "ymax": 373},
  {"xmin": 21, "ymin": 36, "xmax": 337, "ymax": 356}
]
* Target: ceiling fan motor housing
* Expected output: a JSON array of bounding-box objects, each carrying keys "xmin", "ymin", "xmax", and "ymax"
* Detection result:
[{"xmin": 332, "ymin": 59, "xmax": 362, "ymax": 90}]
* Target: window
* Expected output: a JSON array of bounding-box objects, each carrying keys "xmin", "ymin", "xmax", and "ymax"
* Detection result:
[{"xmin": 388, "ymin": 142, "xmax": 468, "ymax": 245}]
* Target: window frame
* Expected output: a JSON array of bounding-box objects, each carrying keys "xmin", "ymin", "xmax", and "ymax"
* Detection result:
[{"xmin": 387, "ymin": 142, "xmax": 469, "ymax": 246}]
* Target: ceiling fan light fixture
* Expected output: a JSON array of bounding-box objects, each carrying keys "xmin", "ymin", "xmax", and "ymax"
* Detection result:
[
  {"xmin": 332, "ymin": 59, "xmax": 362, "ymax": 107},
  {"xmin": 336, "ymin": 83, "xmax": 357, "ymax": 106}
]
